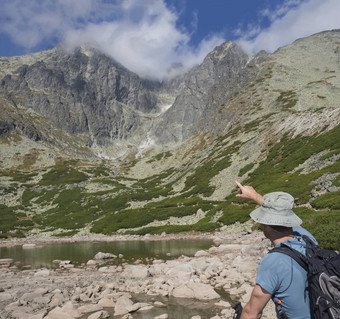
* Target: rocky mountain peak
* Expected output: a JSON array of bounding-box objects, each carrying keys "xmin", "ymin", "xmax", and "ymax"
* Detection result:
[{"xmin": 0, "ymin": 30, "xmax": 339, "ymax": 162}]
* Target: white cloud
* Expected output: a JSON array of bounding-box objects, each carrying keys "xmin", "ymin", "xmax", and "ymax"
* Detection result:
[
  {"xmin": 61, "ymin": 0, "xmax": 224, "ymax": 79},
  {"xmin": 237, "ymin": 0, "xmax": 340, "ymax": 54},
  {"xmin": 2, "ymin": 0, "xmax": 338, "ymax": 79},
  {"xmin": 0, "ymin": 0, "xmax": 99, "ymax": 48},
  {"xmin": 0, "ymin": 0, "xmax": 224, "ymax": 79}
]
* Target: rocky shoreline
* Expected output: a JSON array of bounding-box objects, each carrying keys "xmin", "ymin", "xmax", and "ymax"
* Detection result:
[{"xmin": 0, "ymin": 231, "xmax": 276, "ymax": 319}]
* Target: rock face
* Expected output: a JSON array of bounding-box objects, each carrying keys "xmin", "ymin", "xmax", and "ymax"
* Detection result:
[
  {"xmin": 0, "ymin": 47, "xmax": 161, "ymax": 149},
  {"xmin": 1, "ymin": 30, "xmax": 340, "ymax": 159},
  {"xmin": 153, "ymin": 41, "xmax": 252, "ymax": 144}
]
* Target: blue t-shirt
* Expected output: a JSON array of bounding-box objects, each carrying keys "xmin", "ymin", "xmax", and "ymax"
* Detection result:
[{"xmin": 256, "ymin": 227, "xmax": 317, "ymax": 319}]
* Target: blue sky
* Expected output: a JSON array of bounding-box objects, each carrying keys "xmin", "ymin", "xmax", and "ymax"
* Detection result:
[{"xmin": 1, "ymin": 0, "xmax": 340, "ymax": 79}]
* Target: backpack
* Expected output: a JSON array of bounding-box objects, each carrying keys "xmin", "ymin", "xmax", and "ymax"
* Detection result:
[{"xmin": 270, "ymin": 235, "xmax": 340, "ymax": 319}]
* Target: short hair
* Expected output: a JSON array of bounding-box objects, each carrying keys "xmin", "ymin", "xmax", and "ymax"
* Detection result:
[{"xmin": 269, "ymin": 225, "xmax": 293, "ymax": 235}]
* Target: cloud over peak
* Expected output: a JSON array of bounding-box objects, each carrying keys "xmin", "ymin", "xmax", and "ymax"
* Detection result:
[
  {"xmin": 1, "ymin": 0, "xmax": 340, "ymax": 79},
  {"xmin": 1, "ymin": 0, "xmax": 224, "ymax": 79}
]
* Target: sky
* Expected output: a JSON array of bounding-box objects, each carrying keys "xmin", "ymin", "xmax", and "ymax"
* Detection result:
[{"xmin": 0, "ymin": 0, "xmax": 340, "ymax": 79}]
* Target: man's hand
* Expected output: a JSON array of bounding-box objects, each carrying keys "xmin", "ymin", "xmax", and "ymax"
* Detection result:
[{"xmin": 235, "ymin": 181, "xmax": 263, "ymax": 206}]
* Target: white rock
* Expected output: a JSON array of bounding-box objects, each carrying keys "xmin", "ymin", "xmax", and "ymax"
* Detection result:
[
  {"xmin": 122, "ymin": 265, "xmax": 149, "ymax": 279},
  {"xmin": 86, "ymin": 259, "xmax": 98, "ymax": 266},
  {"xmin": 0, "ymin": 258, "xmax": 14, "ymax": 265},
  {"xmin": 166, "ymin": 263, "xmax": 195, "ymax": 282},
  {"xmin": 241, "ymin": 243, "xmax": 264, "ymax": 257},
  {"xmin": 154, "ymin": 301, "xmax": 166, "ymax": 307},
  {"xmin": 0, "ymin": 292, "xmax": 12, "ymax": 302},
  {"xmin": 114, "ymin": 296, "xmax": 134, "ymax": 316},
  {"xmin": 137, "ymin": 305, "xmax": 154, "ymax": 312},
  {"xmin": 94, "ymin": 252, "xmax": 116, "ymax": 260},
  {"xmin": 214, "ymin": 300, "xmax": 231, "ymax": 308},
  {"xmin": 194, "ymin": 250, "xmax": 210, "ymax": 257},
  {"xmin": 87, "ymin": 310, "xmax": 110, "ymax": 319},
  {"xmin": 34, "ymin": 269, "xmax": 50, "ymax": 277},
  {"xmin": 78, "ymin": 304, "xmax": 103, "ymax": 314},
  {"xmin": 22, "ymin": 244, "xmax": 36, "ymax": 249},
  {"xmin": 172, "ymin": 282, "xmax": 220, "ymax": 300},
  {"xmin": 98, "ymin": 297, "xmax": 115, "ymax": 308},
  {"xmin": 61, "ymin": 301, "xmax": 81, "ymax": 318},
  {"xmin": 45, "ymin": 307, "xmax": 74, "ymax": 319}
]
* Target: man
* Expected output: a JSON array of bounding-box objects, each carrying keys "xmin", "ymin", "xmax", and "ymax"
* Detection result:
[{"xmin": 235, "ymin": 181, "xmax": 317, "ymax": 319}]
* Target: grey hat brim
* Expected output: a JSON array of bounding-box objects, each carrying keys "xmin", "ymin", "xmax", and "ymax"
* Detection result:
[{"xmin": 250, "ymin": 206, "xmax": 302, "ymax": 227}]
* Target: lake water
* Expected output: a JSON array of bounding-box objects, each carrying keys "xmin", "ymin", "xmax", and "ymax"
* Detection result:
[
  {"xmin": 0, "ymin": 238, "xmax": 234, "ymax": 318},
  {"xmin": 0, "ymin": 238, "xmax": 215, "ymax": 269}
]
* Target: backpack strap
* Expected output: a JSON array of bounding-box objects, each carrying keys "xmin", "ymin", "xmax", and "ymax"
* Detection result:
[
  {"xmin": 269, "ymin": 243, "xmax": 308, "ymax": 271},
  {"xmin": 301, "ymin": 235, "xmax": 320, "ymax": 257}
]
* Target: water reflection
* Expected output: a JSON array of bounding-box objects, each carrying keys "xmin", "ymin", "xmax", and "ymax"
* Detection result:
[
  {"xmin": 0, "ymin": 239, "xmax": 214, "ymax": 269},
  {"xmin": 127, "ymin": 294, "xmax": 222, "ymax": 319}
]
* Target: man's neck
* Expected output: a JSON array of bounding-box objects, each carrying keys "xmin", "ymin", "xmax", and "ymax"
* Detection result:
[{"xmin": 272, "ymin": 235, "xmax": 294, "ymax": 246}]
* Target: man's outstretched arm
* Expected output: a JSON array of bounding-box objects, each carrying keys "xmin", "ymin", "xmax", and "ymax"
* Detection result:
[
  {"xmin": 235, "ymin": 181, "xmax": 263, "ymax": 206},
  {"xmin": 240, "ymin": 284, "xmax": 272, "ymax": 319}
]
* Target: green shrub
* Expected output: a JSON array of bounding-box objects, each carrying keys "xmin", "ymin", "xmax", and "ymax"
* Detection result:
[
  {"xmin": 239, "ymin": 163, "xmax": 255, "ymax": 176},
  {"xmin": 246, "ymin": 124, "xmax": 340, "ymax": 204},
  {"xmin": 183, "ymin": 141, "xmax": 240, "ymax": 196},
  {"xmin": 35, "ymin": 188, "xmax": 59, "ymax": 204},
  {"xmin": 15, "ymin": 219, "xmax": 34, "ymax": 227},
  {"xmin": 311, "ymin": 191, "xmax": 340, "ymax": 209},
  {"xmin": 39, "ymin": 164, "xmax": 87, "ymax": 186},
  {"xmin": 218, "ymin": 203, "xmax": 254, "ymax": 225},
  {"xmin": 22, "ymin": 189, "xmax": 41, "ymax": 206},
  {"xmin": 0, "ymin": 205, "xmax": 17, "ymax": 232},
  {"xmin": 296, "ymin": 207, "xmax": 340, "ymax": 250}
]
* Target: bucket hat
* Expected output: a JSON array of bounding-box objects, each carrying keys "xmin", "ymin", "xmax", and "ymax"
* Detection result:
[{"xmin": 250, "ymin": 192, "xmax": 302, "ymax": 227}]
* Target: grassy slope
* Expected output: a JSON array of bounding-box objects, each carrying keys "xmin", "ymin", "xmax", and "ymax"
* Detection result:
[{"xmin": 0, "ymin": 124, "xmax": 339, "ymax": 250}]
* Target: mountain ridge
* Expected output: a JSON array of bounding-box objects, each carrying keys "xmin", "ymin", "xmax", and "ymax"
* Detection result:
[{"xmin": 0, "ymin": 30, "xmax": 339, "ymax": 248}]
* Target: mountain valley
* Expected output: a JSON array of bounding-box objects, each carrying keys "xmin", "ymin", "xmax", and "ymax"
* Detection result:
[{"xmin": 0, "ymin": 30, "xmax": 339, "ymax": 249}]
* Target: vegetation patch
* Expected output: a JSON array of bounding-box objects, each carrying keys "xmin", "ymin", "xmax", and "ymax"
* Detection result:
[
  {"xmin": 240, "ymin": 124, "xmax": 340, "ymax": 249},
  {"xmin": 183, "ymin": 141, "xmax": 241, "ymax": 197},
  {"xmin": 147, "ymin": 151, "xmax": 173, "ymax": 163},
  {"xmin": 276, "ymin": 90, "xmax": 297, "ymax": 109},
  {"xmin": 1, "ymin": 122, "xmax": 339, "ymax": 250},
  {"xmin": 39, "ymin": 161, "xmax": 87, "ymax": 186},
  {"xmin": 239, "ymin": 163, "xmax": 255, "ymax": 177},
  {"xmin": 296, "ymin": 207, "xmax": 340, "ymax": 250}
]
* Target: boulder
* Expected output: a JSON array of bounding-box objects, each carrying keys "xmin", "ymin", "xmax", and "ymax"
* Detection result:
[
  {"xmin": 86, "ymin": 260, "xmax": 98, "ymax": 266},
  {"xmin": 45, "ymin": 307, "xmax": 74, "ymax": 319},
  {"xmin": 122, "ymin": 265, "xmax": 149, "ymax": 279},
  {"xmin": 114, "ymin": 296, "xmax": 134, "ymax": 316},
  {"xmin": 0, "ymin": 258, "xmax": 14, "ymax": 265},
  {"xmin": 172, "ymin": 282, "xmax": 220, "ymax": 300},
  {"xmin": 194, "ymin": 250, "xmax": 210, "ymax": 257},
  {"xmin": 241, "ymin": 243, "xmax": 265, "ymax": 257},
  {"xmin": 215, "ymin": 300, "xmax": 231, "ymax": 308},
  {"xmin": 0, "ymin": 292, "xmax": 12, "ymax": 302},
  {"xmin": 98, "ymin": 297, "xmax": 115, "ymax": 308},
  {"xmin": 87, "ymin": 310, "xmax": 110, "ymax": 319},
  {"xmin": 34, "ymin": 269, "xmax": 50, "ymax": 277},
  {"xmin": 94, "ymin": 252, "xmax": 117, "ymax": 260},
  {"xmin": 78, "ymin": 304, "xmax": 103, "ymax": 314},
  {"xmin": 61, "ymin": 301, "xmax": 81, "ymax": 318},
  {"xmin": 166, "ymin": 263, "xmax": 195, "ymax": 282}
]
